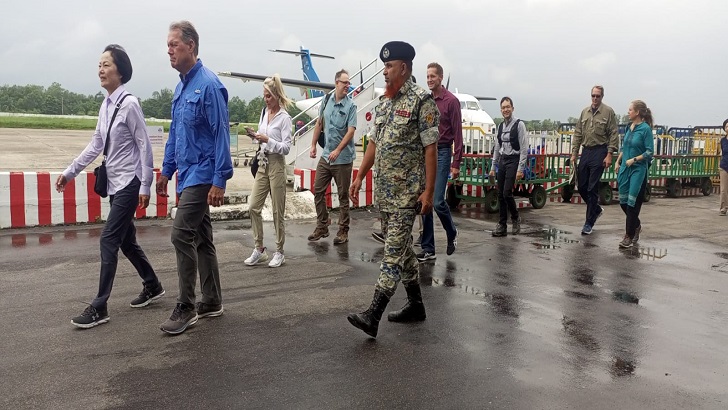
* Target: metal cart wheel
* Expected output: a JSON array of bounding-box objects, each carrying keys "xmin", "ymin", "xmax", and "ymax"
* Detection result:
[
  {"xmin": 701, "ymin": 178, "xmax": 712, "ymax": 196},
  {"xmin": 530, "ymin": 184, "xmax": 547, "ymax": 209},
  {"xmin": 446, "ymin": 183, "xmax": 463, "ymax": 210},
  {"xmin": 643, "ymin": 183, "xmax": 651, "ymax": 202},
  {"xmin": 484, "ymin": 188, "xmax": 499, "ymax": 213},
  {"xmin": 666, "ymin": 179, "xmax": 679, "ymax": 197},
  {"xmin": 561, "ymin": 184, "xmax": 575, "ymax": 202},
  {"xmin": 233, "ymin": 159, "xmax": 239, "ymax": 167},
  {"xmin": 598, "ymin": 182, "xmax": 613, "ymax": 205}
]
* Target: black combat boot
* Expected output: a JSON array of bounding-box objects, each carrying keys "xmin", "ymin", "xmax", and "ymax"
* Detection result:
[
  {"xmin": 347, "ymin": 289, "xmax": 390, "ymax": 338},
  {"xmin": 387, "ymin": 282, "xmax": 426, "ymax": 322}
]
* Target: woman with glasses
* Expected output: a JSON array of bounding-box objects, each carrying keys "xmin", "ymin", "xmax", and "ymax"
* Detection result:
[
  {"xmin": 614, "ymin": 100, "xmax": 654, "ymax": 248},
  {"xmin": 56, "ymin": 44, "xmax": 162, "ymax": 328}
]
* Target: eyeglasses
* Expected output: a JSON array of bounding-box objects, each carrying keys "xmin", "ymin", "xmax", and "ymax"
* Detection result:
[
  {"xmin": 337, "ymin": 80, "xmax": 351, "ymax": 85},
  {"xmin": 591, "ymin": 94, "xmax": 602, "ymax": 98}
]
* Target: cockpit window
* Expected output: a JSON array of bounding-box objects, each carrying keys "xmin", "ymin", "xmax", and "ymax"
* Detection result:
[
  {"xmin": 466, "ymin": 101, "xmax": 480, "ymax": 110},
  {"xmin": 460, "ymin": 101, "xmax": 466, "ymax": 109}
]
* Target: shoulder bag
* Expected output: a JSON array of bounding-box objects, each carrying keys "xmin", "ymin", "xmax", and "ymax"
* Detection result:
[{"xmin": 94, "ymin": 93, "xmax": 131, "ymax": 197}]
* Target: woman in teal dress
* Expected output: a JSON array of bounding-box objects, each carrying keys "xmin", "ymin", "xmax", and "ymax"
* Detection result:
[{"xmin": 615, "ymin": 100, "xmax": 654, "ymax": 248}]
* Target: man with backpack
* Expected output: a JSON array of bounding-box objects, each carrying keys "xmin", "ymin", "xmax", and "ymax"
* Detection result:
[
  {"xmin": 308, "ymin": 69, "xmax": 358, "ymax": 244},
  {"xmin": 489, "ymin": 96, "xmax": 528, "ymax": 237}
]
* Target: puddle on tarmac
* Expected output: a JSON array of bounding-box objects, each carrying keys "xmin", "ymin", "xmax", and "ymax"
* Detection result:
[
  {"xmin": 532, "ymin": 243, "xmax": 560, "ymax": 250},
  {"xmin": 620, "ymin": 246, "xmax": 668, "ymax": 261},
  {"xmin": 612, "ymin": 290, "xmax": 640, "ymax": 304},
  {"xmin": 225, "ymin": 224, "xmax": 246, "ymax": 230},
  {"xmin": 527, "ymin": 228, "xmax": 580, "ymax": 249},
  {"xmin": 572, "ymin": 268, "xmax": 595, "ymax": 285},
  {"xmin": 427, "ymin": 278, "xmax": 520, "ymax": 318},
  {"xmin": 715, "ymin": 252, "xmax": 728, "ymax": 260},
  {"xmin": 711, "ymin": 261, "xmax": 728, "ymax": 273},
  {"xmin": 357, "ymin": 249, "xmax": 384, "ymax": 264},
  {"xmin": 562, "ymin": 315, "xmax": 600, "ymax": 352},
  {"xmin": 564, "ymin": 290, "xmax": 598, "ymax": 300},
  {"xmin": 610, "ymin": 357, "xmax": 637, "ymax": 377}
]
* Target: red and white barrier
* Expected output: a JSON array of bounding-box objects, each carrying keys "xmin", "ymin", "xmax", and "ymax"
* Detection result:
[
  {"xmin": 0, "ymin": 171, "xmax": 175, "ymax": 229},
  {"xmin": 294, "ymin": 168, "xmax": 375, "ymax": 208}
]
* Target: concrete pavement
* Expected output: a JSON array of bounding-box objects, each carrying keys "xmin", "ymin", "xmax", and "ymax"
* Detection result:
[{"xmin": 1, "ymin": 194, "xmax": 728, "ymax": 409}]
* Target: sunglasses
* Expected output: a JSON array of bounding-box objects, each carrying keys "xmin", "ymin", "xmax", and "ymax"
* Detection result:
[{"xmin": 591, "ymin": 94, "xmax": 602, "ymax": 98}]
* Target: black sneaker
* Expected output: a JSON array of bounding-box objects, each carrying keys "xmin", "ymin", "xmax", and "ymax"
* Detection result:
[
  {"xmin": 416, "ymin": 251, "xmax": 436, "ymax": 262},
  {"xmin": 633, "ymin": 225, "xmax": 641, "ymax": 243},
  {"xmin": 160, "ymin": 303, "xmax": 198, "ymax": 335},
  {"xmin": 492, "ymin": 223, "xmax": 507, "ymax": 237},
  {"xmin": 71, "ymin": 304, "xmax": 110, "ymax": 329},
  {"xmin": 130, "ymin": 284, "xmax": 165, "ymax": 308},
  {"xmin": 512, "ymin": 216, "xmax": 521, "ymax": 234},
  {"xmin": 619, "ymin": 235, "xmax": 633, "ymax": 249},
  {"xmin": 371, "ymin": 231, "xmax": 385, "ymax": 244},
  {"xmin": 196, "ymin": 302, "xmax": 224, "ymax": 318},
  {"xmin": 446, "ymin": 229, "xmax": 458, "ymax": 256}
]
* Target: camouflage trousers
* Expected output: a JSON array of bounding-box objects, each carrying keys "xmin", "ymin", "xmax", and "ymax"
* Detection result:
[{"xmin": 376, "ymin": 209, "xmax": 419, "ymax": 298}]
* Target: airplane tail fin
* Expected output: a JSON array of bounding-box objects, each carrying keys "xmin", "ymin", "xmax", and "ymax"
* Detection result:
[{"xmin": 270, "ymin": 47, "xmax": 335, "ymax": 98}]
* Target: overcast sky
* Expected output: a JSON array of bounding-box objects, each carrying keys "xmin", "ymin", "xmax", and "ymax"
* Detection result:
[{"xmin": 2, "ymin": 0, "xmax": 726, "ymax": 126}]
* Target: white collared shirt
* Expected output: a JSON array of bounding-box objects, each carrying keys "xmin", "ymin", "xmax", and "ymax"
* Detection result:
[
  {"xmin": 258, "ymin": 109, "xmax": 292, "ymax": 155},
  {"xmin": 63, "ymin": 85, "xmax": 154, "ymax": 195}
]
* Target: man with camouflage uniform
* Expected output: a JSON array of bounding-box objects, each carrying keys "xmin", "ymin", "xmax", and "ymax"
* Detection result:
[{"xmin": 348, "ymin": 41, "xmax": 440, "ymax": 338}]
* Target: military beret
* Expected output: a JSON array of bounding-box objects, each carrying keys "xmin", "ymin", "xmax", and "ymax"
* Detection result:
[{"xmin": 379, "ymin": 41, "xmax": 415, "ymax": 63}]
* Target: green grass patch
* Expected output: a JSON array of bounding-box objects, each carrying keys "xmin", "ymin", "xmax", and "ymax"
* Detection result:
[
  {"xmin": 0, "ymin": 115, "xmax": 259, "ymax": 134},
  {"xmin": 0, "ymin": 116, "xmax": 101, "ymax": 130}
]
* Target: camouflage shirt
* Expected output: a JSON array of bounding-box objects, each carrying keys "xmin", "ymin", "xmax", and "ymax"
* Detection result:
[{"xmin": 373, "ymin": 78, "xmax": 440, "ymax": 211}]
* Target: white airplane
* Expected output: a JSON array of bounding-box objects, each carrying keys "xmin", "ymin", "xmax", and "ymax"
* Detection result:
[
  {"xmin": 218, "ymin": 47, "xmax": 498, "ymax": 134},
  {"xmin": 454, "ymin": 91, "xmax": 497, "ymax": 134}
]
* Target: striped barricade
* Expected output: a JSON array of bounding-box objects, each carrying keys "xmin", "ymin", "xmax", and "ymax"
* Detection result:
[
  {"xmin": 293, "ymin": 168, "xmax": 375, "ymax": 208},
  {"xmin": 0, "ymin": 171, "xmax": 175, "ymax": 229}
]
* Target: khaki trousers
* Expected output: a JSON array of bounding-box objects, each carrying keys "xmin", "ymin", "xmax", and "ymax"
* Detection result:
[
  {"xmin": 249, "ymin": 153, "xmax": 287, "ymax": 252},
  {"xmin": 313, "ymin": 157, "xmax": 353, "ymax": 231}
]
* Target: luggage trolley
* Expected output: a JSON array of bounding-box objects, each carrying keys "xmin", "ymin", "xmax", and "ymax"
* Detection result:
[
  {"xmin": 230, "ymin": 122, "xmax": 241, "ymax": 167},
  {"xmin": 229, "ymin": 123, "xmax": 260, "ymax": 168}
]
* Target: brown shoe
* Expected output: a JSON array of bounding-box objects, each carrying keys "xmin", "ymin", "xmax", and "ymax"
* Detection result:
[
  {"xmin": 307, "ymin": 227, "xmax": 329, "ymax": 241},
  {"xmin": 333, "ymin": 229, "xmax": 348, "ymax": 245}
]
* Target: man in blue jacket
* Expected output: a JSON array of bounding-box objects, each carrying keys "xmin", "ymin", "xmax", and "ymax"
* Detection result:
[{"xmin": 157, "ymin": 20, "xmax": 233, "ymax": 335}]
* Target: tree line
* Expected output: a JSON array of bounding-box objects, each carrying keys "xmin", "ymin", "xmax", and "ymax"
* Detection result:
[
  {"xmin": 0, "ymin": 83, "xmax": 306, "ymax": 124},
  {"xmin": 493, "ymin": 115, "xmax": 631, "ymax": 132}
]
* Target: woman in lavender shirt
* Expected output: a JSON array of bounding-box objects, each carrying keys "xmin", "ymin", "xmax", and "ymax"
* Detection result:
[{"xmin": 56, "ymin": 45, "xmax": 163, "ymax": 329}]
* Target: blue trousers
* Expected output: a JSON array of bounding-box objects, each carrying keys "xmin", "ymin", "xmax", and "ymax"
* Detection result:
[
  {"xmin": 92, "ymin": 177, "xmax": 159, "ymax": 308},
  {"xmin": 421, "ymin": 146, "xmax": 457, "ymax": 253},
  {"xmin": 577, "ymin": 145, "xmax": 607, "ymax": 226}
]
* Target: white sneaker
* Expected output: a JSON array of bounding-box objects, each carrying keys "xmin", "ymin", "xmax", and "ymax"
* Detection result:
[
  {"xmin": 268, "ymin": 251, "xmax": 285, "ymax": 268},
  {"xmin": 244, "ymin": 247, "xmax": 268, "ymax": 266}
]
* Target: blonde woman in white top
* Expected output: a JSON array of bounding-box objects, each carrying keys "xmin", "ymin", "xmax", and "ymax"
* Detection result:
[{"xmin": 245, "ymin": 74, "xmax": 293, "ymax": 268}]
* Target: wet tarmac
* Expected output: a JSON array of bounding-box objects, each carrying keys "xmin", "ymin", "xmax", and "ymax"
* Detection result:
[{"xmin": 1, "ymin": 202, "xmax": 727, "ymax": 409}]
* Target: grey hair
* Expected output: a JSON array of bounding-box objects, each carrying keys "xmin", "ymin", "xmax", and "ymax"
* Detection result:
[{"xmin": 169, "ymin": 20, "xmax": 199, "ymax": 56}]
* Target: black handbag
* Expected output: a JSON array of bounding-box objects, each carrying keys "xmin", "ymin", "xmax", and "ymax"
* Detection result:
[
  {"xmin": 94, "ymin": 93, "xmax": 130, "ymax": 197},
  {"xmin": 318, "ymin": 92, "xmax": 332, "ymax": 148},
  {"xmin": 250, "ymin": 147, "xmax": 260, "ymax": 177},
  {"xmin": 251, "ymin": 106, "xmax": 266, "ymax": 177}
]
